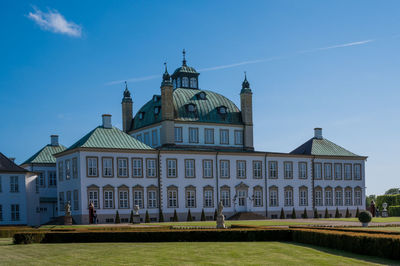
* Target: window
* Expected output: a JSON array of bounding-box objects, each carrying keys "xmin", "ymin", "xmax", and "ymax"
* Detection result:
[
  {"xmin": 238, "ymin": 190, "xmax": 247, "ymax": 206},
  {"xmin": 269, "ymin": 187, "xmax": 278, "ymax": 207},
  {"xmin": 59, "ymin": 192, "xmax": 65, "ymax": 211},
  {"xmin": 344, "ymin": 164, "xmax": 352, "ymax": 180},
  {"xmin": 284, "ymin": 187, "xmax": 293, "ymax": 206},
  {"xmin": 253, "ymin": 188, "xmax": 263, "ymax": 207},
  {"xmin": 139, "ymin": 112, "xmax": 144, "ymax": 120},
  {"xmin": 190, "ymin": 77, "xmax": 197, "ymax": 88},
  {"xmin": 73, "ymin": 190, "xmax": 79, "ymax": 210},
  {"xmin": 314, "ymin": 163, "xmax": 322, "ymax": 180},
  {"xmin": 204, "ymin": 128, "xmax": 214, "ymax": 144},
  {"xmin": 144, "ymin": 132, "xmax": 150, "ymax": 146},
  {"xmin": 237, "ymin": 160, "xmax": 246, "ymax": 179},
  {"xmin": 189, "ymin": 128, "xmax": 199, "ymax": 143},
  {"xmin": 148, "ymin": 189, "xmax": 157, "ymax": 208},
  {"xmin": 133, "ymin": 188, "xmax": 143, "ymax": 209},
  {"xmin": 154, "ymin": 106, "xmax": 160, "ymax": 115},
  {"xmin": 204, "ymin": 188, "xmax": 214, "ymax": 208},
  {"xmin": 269, "ymin": 161, "xmax": 278, "ymax": 179},
  {"xmin": 38, "ymin": 172, "xmax": 45, "ymax": 187},
  {"xmin": 185, "ymin": 159, "xmax": 195, "ymax": 178},
  {"xmin": 66, "ymin": 191, "xmax": 72, "ymax": 207},
  {"xmin": 104, "ymin": 190, "xmax": 114, "ymax": 209},
  {"xmin": 88, "ymin": 190, "xmax": 99, "ymax": 208},
  {"xmin": 167, "ymin": 159, "xmax": 177, "ymax": 178},
  {"xmin": 284, "ymin": 162, "xmax": 293, "ymax": 179},
  {"xmin": 335, "ymin": 188, "xmax": 343, "ymax": 206},
  {"xmin": 355, "ymin": 188, "xmax": 362, "ymax": 205},
  {"xmin": 324, "ymin": 163, "xmax": 332, "ymax": 180},
  {"xmin": 10, "ymin": 176, "xmax": 18, "ymax": 192},
  {"xmin": 87, "ymin": 157, "xmax": 98, "ymax": 177},
  {"xmin": 334, "ymin": 163, "xmax": 342, "ymax": 180},
  {"xmin": 174, "ymin": 127, "xmax": 183, "ymax": 142},
  {"xmin": 119, "ymin": 190, "xmax": 129, "ymax": 208},
  {"xmin": 298, "ymin": 162, "xmax": 307, "ymax": 179},
  {"xmin": 218, "ymin": 106, "xmax": 227, "ymax": 114},
  {"xmin": 325, "ymin": 188, "xmax": 333, "ymax": 206},
  {"xmin": 132, "ymin": 158, "xmax": 143, "ymax": 178},
  {"xmin": 182, "ymin": 77, "xmax": 189, "ymax": 87},
  {"xmin": 167, "ymin": 187, "xmax": 178, "ymax": 208},
  {"xmin": 151, "ymin": 130, "xmax": 158, "ymax": 146},
  {"xmin": 117, "ymin": 158, "xmax": 128, "ymax": 177},
  {"xmin": 299, "ymin": 187, "xmax": 308, "ymax": 206},
  {"xmin": 345, "ymin": 188, "xmax": 352, "ymax": 206},
  {"xmin": 220, "ymin": 160, "xmax": 230, "ymax": 178},
  {"xmin": 146, "ymin": 159, "xmax": 157, "ymax": 178},
  {"xmin": 187, "ymin": 104, "xmax": 196, "ymax": 112},
  {"xmin": 173, "ymin": 79, "xmax": 177, "ymax": 89},
  {"xmin": 136, "ymin": 134, "xmax": 143, "ymax": 142},
  {"xmin": 102, "ymin": 157, "xmax": 113, "ymax": 177},
  {"xmin": 220, "ymin": 129, "xmax": 229, "ymax": 144},
  {"xmin": 315, "ymin": 188, "xmax": 323, "ymax": 206},
  {"xmin": 203, "ymin": 160, "xmax": 213, "ymax": 178},
  {"xmin": 252, "ymin": 161, "xmax": 262, "ymax": 179},
  {"xmin": 234, "ymin": 130, "xmax": 243, "ymax": 145},
  {"xmin": 11, "ymin": 204, "xmax": 20, "ymax": 221},
  {"xmin": 177, "ymin": 77, "xmax": 181, "ymax": 87},
  {"xmin": 58, "ymin": 161, "xmax": 64, "ymax": 181},
  {"xmin": 65, "ymin": 160, "xmax": 71, "ymax": 180},
  {"xmin": 0, "ymin": 205, "xmax": 2, "ymax": 221},
  {"xmin": 186, "ymin": 188, "xmax": 196, "ymax": 208},
  {"xmin": 72, "ymin": 158, "xmax": 78, "ymax": 179},
  {"xmin": 354, "ymin": 164, "xmax": 362, "ymax": 180},
  {"xmin": 221, "ymin": 188, "xmax": 231, "ymax": 207},
  {"xmin": 48, "ymin": 171, "xmax": 56, "ymax": 187}
]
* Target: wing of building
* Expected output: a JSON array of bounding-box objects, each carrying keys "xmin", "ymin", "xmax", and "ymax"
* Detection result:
[{"xmin": 14, "ymin": 51, "xmax": 367, "ymax": 225}]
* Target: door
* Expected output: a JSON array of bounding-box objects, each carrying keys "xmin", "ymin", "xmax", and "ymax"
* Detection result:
[{"xmin": 237, "ymin": 189, "xmax": 247, "ymax": 212}]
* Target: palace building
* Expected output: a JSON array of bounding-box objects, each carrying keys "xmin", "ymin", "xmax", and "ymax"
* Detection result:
[{"xmin": 1, "ymin": 51, "xmax": 367, "ymax": 225}]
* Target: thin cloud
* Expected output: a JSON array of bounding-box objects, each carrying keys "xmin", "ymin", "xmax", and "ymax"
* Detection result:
[
  {"xmin": 27, "ymin": 6, "xmax": 82, "ymax": 37},
  {"xmin": 106, "ymin": 39, "xmax": 375, "ymax": 85}
]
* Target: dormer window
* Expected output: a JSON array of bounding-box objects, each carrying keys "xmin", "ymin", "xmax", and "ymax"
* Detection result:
[
  {"xmin": 173, "ymin": 79, "xmax": 177, "ymax": 89},
  {"xmin": 153, "ymin": 95, "xmax": 159, "ymax": 102},
  {"xmin": 177, "ymin": 77, "xmax": 181, "ymax": 88},
  {"xmin": 218, "ymin": 106, "xmax": 227, "ymax": 114},
  {"xmin": 154, "ymin": 106, "xmax": 160, "ymax": 115},
  {"xmin": 182, "ymin": 77, "xmax": 189, "ymax": 87},
  {"xmin": 139, "ymin": 112, "xmax": 145, "ymax": 120},
  {"xmin": 190, "ymin": 78, "xmax": 197, "ymax": 88},
  {"xmin": 187, "ymin": 104, "xmax": 196, "ymax": 112}
]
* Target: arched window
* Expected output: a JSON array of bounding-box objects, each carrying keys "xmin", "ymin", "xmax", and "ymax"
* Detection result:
[
  {"xmin": 218, "ymin": 106, "xmax": 227, "ymax": 114},
  {"xmin": 190, "ymin": 78, "xmax": 197, "ymax": 88},
  {"xmin": 182, "ymin": 77, "xmax": 189, "ymax": 87},
  {"xmin": 177, "ymin": 78, "xmax": 181, "ymax": 88},
  {"xmin": 187, "ymin": 104, "xmax": 196, "ymax": 112},
  {"xmin": 198, "ymin": 92, "xmax": 206, "ymax": 100},
  {"xmin": 154, "ymin": 106, "xmax": 160, "ymax": 115},
  {"xmin": 139, "ymin": 112, "xmax": 145, "ymax": 120},
  {"xmin": 173, "ymin": 79, "xmax": 177, "ymax": 89}
]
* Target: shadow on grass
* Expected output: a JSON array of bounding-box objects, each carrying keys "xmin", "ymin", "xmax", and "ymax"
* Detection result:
[{"xmin": 290, "ymin": 242, "xmax": 399, "ymax": 265}]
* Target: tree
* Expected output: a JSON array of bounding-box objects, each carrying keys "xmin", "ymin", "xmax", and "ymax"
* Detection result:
[
  {"xmin": 355, "ymin": 207, "xmax": 360, "ymax": 218},
  {"xmin": 200, "ymin": 209, "xmax": 206, "ymax": 221},
  {"xmin": 366, "ymin": 195, "xmax": 376, "ymax": 209},
  {"xmin": 324, "ymin": 208, "xmax": 329, "ymax": 218},
  {"xmin": 345, "ymin": 208, "xmax": 351, "ymax": 218},
  {"xmin": 173, "ymin": 209, "xmax": 178, "ymax": 222},
  {"xmin": 385, "ymin": 188, "xmax": 400, "ymax": 195},
  {"xmin": 313, "ymin": 208, "xmax": 318, "ymax": 219},
  {"xmin": 302, "ymin": 208, "xmax": 308, "ymax": 219},
  {"xmin": 280, "ymin": 208, "xmax": 285, "ymax": 219},
  {"xmin": 159, "ymin": 209, "xmax": 164, "ymax": 222},
  {"xmin": 335, "ymin": 207, "xmax": 340, "ymax": 218},
  {"xmin": 187, "ymin": 209, "xmax": 193, "ymax": 222},
  {"xmin": 145, "ymin": 210, "xmax": 150, "ymax": 223},
  {"xmin": 115, "ymin": 210, "xmax": 120, "ymax": 224},
  {"xmin": 213, "ymin": 209, "xmax": 218, "ymax": 221},
  {"xmin": 291, "ymin": 208, "xmax": 296, "ymax": 219},
  {"xmin": 129, "ymin": 210, "xmax": 134, "ymax": 223}
]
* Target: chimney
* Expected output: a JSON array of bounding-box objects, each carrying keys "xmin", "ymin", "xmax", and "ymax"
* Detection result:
[
  {"xmin": 102, "ymin": 114, "xmax": 112, "ymax": 129},
  {"xmin": 9, "ymin": 157, "xmax": 15, "ymax": 162},
  {"xmin": 51, "ymin": 135, "xmax": 59, "ymax": 146},
  {"xmin": 314, "ymin": 128, "xmax": 323, "ymax": 139}
]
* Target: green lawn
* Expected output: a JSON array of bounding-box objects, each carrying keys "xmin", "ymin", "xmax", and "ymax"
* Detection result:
[
  {"xmin": 349, "ymin": 227, "xmax": 400, "ymax": 232},
  {"xmin": 322, "ymin": 217, "xmax": 400, "ymax": 223},
  {"xmin": 0, "ymin": 238, "xmax": 397, "ymax": 265}
]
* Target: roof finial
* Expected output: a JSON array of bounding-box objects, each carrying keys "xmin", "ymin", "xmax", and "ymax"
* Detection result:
[
  {"xmin": 162, "ymin": 62, "xmax": 171, "ymax": 82},
  {"xmin": 123, "ymin": 81, "xmax": 131, "ymax": 98},
  {"xmin": 241, "ymin": 71, "xmax": 250, "ymax": 90},
  {"xmin": 125, "ymin": 81, "xmax": 128, "ymax": 90},
  {"xmin": 164, "ymin": 62, "xmax": 168, "ymax": 72},
  {"xmin": 244, "ymin": 71, "xmax": 247, "ymax": 81},
  {"xmin": 182, "ymin": 49, "xmax": 187, "ymax": 66}
]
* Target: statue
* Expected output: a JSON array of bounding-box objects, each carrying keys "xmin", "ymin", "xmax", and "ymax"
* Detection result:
[
  {"xmin": 132, "ymin": 205, "xmax": 141, "ymax": 224},
  {"xmin": 64, "ymin": 201, "xmax": 72, "ymax": 225},
  {"xmin": 382, "ymin": 202, "xmax": 388, "ymax": 217},
  {"xmin": 370, "ymin": 200, "xmax": 376, "ymax": 217},
  {"xmin": 133, "ymin": 205, "xmax": 140, "ymax": 215},
  {"xmin": 216, "ymin": 201, "xmax": 226, "ymax": 229}
]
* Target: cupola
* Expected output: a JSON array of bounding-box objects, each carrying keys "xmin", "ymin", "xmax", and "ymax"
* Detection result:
[
  {"xmin": 171, "ymin": 49, "xmax": 200, "ymax": 89},
  {"xmin": 241, "ymin": 72, "xmax": 252, "ymax": 94}
]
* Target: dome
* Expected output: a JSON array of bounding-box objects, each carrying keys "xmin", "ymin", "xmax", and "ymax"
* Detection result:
[
  {"xmin": 131, "ymin": 88, "xmax": 242, "ymax": 130},
  {"xmin": 172, "ymin": 65, "xmax": 198, "ymax": 76}
]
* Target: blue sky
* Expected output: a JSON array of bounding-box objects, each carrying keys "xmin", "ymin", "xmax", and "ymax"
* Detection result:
[{"xmin": 1, "ymin": 1, "xmax": 399, "ymax": 195}]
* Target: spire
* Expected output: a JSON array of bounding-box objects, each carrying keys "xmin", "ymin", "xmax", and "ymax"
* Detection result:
[
  {"xmin": 182, "ymin": 49, "xmax": 187, "ymax": 66},
  {"xmin": 123, "ymin": 81, "xmax": 131, "ymax": 98},
  {"xmin": 241, "ymin": 71, "xmax": 251, "ymax": 92},
  {"xmin": 161, "ymin": 62, "xmax": 172, "ymax": 86}
]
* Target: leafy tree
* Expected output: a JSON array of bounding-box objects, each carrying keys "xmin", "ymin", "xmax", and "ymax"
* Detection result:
[
  {"xmin": 129, "ymin": 210, "xmax": 134, "ymax": 223},
  {"xmin": 366, "ymin": 195, "xmax": 376, "ymax": 209},
  {"xmin": 200, "ymin": 209, "xmax": 206, "ymax": 221},
  {"xmin": 280, "ymin": 208, "xmax": 285, "ymax": 219},
  {"xmin": 335, "ymin": 207, "xmax": 340, "ymax": 218},
  {"xmin": 385, "ymin": 188, "xmax": 400, "ymax": 195},
  {"xmin": 345, "ymin": 208, "xmax": 351, "ymax": 218},
  {"xmin": 213, "ymin": 209, "xmax": 218, "ymax": 221},
  {"xmin": 145, "ymin": 210, "xmax": 150, "ymax": 223},
  {"xmin": 313, "ymin": 208, "xmax": 318, "ymax": 219},
  {"xmin": 291, "ymin": 208, "xmax": 296, "ymax": 219},
  {"xmin": 159, "ymin": 209, "xmax": 164, "ymax": 222},
  {"xmin": 173, "ymin": 209, "xmax": 178, "ymax": 222},
  {"xmin": 302, "ymin": 208, "xmax": 308, "ymax": 219},
  {"xmin": 115, "ymin": 210, "xmax": 120, "ymax": 224},
  {"xmin": 187, "ymin": 209, "xmax": 193, "ymax": 222},
  {"xmin": 355, "ymin": 207, "xmax": 360, "ymax": 218},
  {"xmin": 324, "ymin": 208, "xmax": 329, "ymax": 218}
]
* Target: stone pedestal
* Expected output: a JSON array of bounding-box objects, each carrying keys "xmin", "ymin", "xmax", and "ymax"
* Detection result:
[
  {"xmin": 132, "ymin": 214, "xmax": 140, "ymax": 224},
  {"xmin": 381, "ymin": 211, "xmax": 388, "ymax": 217},
  {"xmin": 216, "ymin": 215, "xmax": 226, "ymax": 229},
  {"xmin": 64, "ymin": 215, "xmax": 72, "ymax": 225}
]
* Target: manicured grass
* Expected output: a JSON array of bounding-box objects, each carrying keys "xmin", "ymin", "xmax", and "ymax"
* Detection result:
[
  {"xmin": 322, "ymin": 217, "xmax": 400, "ymax": 223},
  {"xmin": 350, "ymin": 227, "xmax": 400, "ymax": 232},
  {"xmin": 0, "ymin": 238, "xmax": 396, "ymax": 265}
]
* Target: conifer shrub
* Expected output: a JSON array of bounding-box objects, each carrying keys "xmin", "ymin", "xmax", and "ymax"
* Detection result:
[
  {"xmin": 345, "ymin": 208, "xmax": 351, "ymax": 218},
  {"xmin": 302, "ymin": 208, "xmax": 308, "ymax": 219},
  {"xmin": 313, "ymin": 208, "xmax": 318, "ymax": 219},
  {"xmin": 129, "ymin": 210, "xmax": 134, "ymax": 224},
  {"xmin": 324, "ymin": 208, "xmax": 329, "ymax": 218},
  {"xmin": 187, "ymin": 209, "xmax": 193, "ymax": 222},
  {"xmin": 159, "ymin": 209, "xmax": 164, "ymax": 222},
  {"xmin": 145, "ymin": 210, "xmax": 150, "ymax": 223},
  {"xmin": 280, "ymin": 208, "xmax": 285, "ymax": 219},
  {"xmin": 291, "ymin": 208, "xmax": 296, "ymax": 219},
  {"xmin": 115, "ymin": 211, "xmax": 120, "ymax": 224},
  {"xmin": 355, "ymin": 207, "xmax": 360, "ymax": 218},
  {"xmin": 213, "ymin": 209, "xmax": 217, "ymax": 221},
  {"xmin": 173, "ymin": 209, "xmax": 178, "ymax": 222},
  {"xmin": 200, "ymin": 209, "xmax": 206, "ymax": 221},
  {"xmin": 335, "ymin": 208, "xmax": 340, "ymax": 218}
]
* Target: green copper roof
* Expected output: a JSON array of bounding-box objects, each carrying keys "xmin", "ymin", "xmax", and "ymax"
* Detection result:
[
  {"xmin": 290, "ymin": 138, "xmax": 359, "ymax": 157},
  {"xmin": 67, "ymin": 126, "xmax": 153, "ymax": 151},
  {"xmin": 172, "ymin": 65, "xmax": 198, "ymax": 76},
  {"xmin": 22, "ymin": 144, "xmax": 66, "ymax": 165},
  {"xmin": 132, "ymin": 88, "xmax": 243, "ymax": 130}
]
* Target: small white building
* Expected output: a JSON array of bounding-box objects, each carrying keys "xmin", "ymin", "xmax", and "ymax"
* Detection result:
[{"xmin": 0, "ymin": 153, "xmax": 40, "ymax": 226}]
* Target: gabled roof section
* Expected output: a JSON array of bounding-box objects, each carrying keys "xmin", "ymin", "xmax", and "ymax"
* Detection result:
[
  {"xmin": 0, "ymin": 153, "xmax": 27, "ymax": 173},
  {"xmin": 22, "ymin": 144, "xmax": 66, "ymax": 165},
  {"xmin": 290, "ymin": 137, "xmax": 359, "ymax": 157},
  {"xmin": 66, "ymin": 126, "xmax": 153, "ymax": 151}
]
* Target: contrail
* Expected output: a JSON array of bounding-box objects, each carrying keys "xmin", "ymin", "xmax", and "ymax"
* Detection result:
[{"xmin": 106, "ymin": 39, "xmax": 375, "ymax": 86}]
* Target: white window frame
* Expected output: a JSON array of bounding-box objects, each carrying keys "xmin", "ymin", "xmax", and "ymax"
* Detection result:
[
  {"xmin": 117, "ymin": 158, "xmax": 128, "ymax": 177},
  {"xmin": 220, "ymin": 160, "xmax": 230, "ymax": 178},
  {"xmin": 186, "ymin": 189, "xmax": 196, "ymax": 208},
  {"xmin": 299, "ymin": 188, "xmax": 308, "ymax": 206},
  {"xmin": 133, "ymin": 189, "xmax": 143, "ymax": 209},
  {"xmin": 237, "ymin": 160, "xmax": 246, "ymax": 179},
  {"xmin": 204, "ymin": 128, "xmax": 214, "ymax": 144},
  {"xmin": 220, "ymin": 129, "xmax": 229, "ymax": 144},
  {"xmin": 65, "ymin": 159, "xmax": 71, "ymax": 180},
  {"xmin": 168, "ymin": 189, "xmax": 178, "ymax": 208},
  {"xmin": 146, "ymin": 159, "xmax": 157, "ymax": 178},
  {"xmin": 234, "ymin": 130, "xmax": 243, "ymax": 145},
  {"xmin": 132, "ymin": 158, "xmax": 143, "ymax": 178},
  {"xmin": 102, "ymin": 157, "xmax": 113, "ymax": 177},
  {"xmin": 148, "ymin": 190, "xmax": 157, "ymax": 208},
  {"xmin": 269, "ymin": 188, "xmax": 278, "ymax": 207},
  {"xmin": 174, "ymin": 127, "xmax": 183, "ymax": 142},
  {"xmin": 11, "ymin": 204, "xmax": 20, "ymax": 221},
  {"xmin": 269, "ymin": 161, "xmax": 278, "ymax": 179},
  {"xmin": 315, "ymin": 189, "xmax": 323, "ymax": 206},
  {"xmin": 10, "ymin": 176, "xmax": 18, "ymax": 192},
  {"xmin": 284, "ymin": 162, "xmax": 293, "ymax": 179},
  {"xmin": 119, "ymin": 190, "xmax": 129, "ymax": 209},
  {"xmin": 185, "ymin": 159, "xmax": 195, "ymax": 178},
  {"xmin": 204, "ymin": 189, "xmax": 213, "ymax": 208},
  {"xmin": 298, "ymin": 162, "xmax": 307, "ymax": 179},
  {"xmin": 253, "ymin": 161, "xmax": 262, "ymax": 179},
  {"xmin": 221, "ymin": 189, "xmax": 230, "ymax": 207},
  {"xmin": 203, "ymin": 160, "xmax": 213, "ymax": 178},
  {"xmin": 104, "ymin": 190, "xmax": 114, "ymax": 209},
  {"xmin": 167, "ymin": 159, "xmax": 177, "ymax": 178},
  {"xmin": 284, "ymin": 187, "xmax": 293, "ymax": 206},
  {"xmin": 189, "ymin": 128, "xmax": 199, "ymax": 143},
  {"xmin": 87, "ymin": 158, "xmax": 98, "ymax": 177}
]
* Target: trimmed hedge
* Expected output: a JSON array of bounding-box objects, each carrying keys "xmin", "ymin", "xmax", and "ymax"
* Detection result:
[
  {"xmin": 376, "ymin": 194, "xmax": 400, "ymax": 210},
  {"xmin": 388, "ymin": 205, "xmax": 400, "ymax": 217}
]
